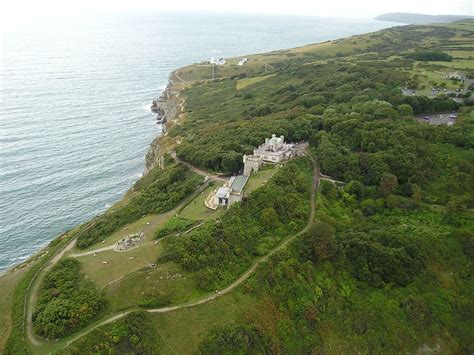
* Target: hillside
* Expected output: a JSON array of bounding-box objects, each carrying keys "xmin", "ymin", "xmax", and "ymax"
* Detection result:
[
  {"xmin": 375, "ymin": 12, "xmax": 474, "ymax": 24},
  {"xmin": 1, "ymin": 21, "xmax": 474, "ymax": 354}
]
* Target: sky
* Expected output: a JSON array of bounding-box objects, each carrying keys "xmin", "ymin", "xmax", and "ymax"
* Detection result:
[{"xmin": 0, "ymin": 0, "xmax": 472, "ymax": 31}]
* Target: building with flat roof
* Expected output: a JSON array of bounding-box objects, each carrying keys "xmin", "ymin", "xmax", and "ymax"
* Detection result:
[{"xmin": 214, "ymin": 175, "xmax": 249, "ymax": 207}]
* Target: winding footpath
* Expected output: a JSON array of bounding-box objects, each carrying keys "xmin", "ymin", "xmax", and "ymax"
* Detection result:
[
  {"xmin": 170, "ymin": 151, "xmax": 229, "ymax": 182},
  {"xmin": 26, "ymin": 154, "xmax": 320, "ymax": 352}
]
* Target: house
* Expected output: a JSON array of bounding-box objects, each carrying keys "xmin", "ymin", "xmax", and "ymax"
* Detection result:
[
  {"xmin": 444, "ymin": 71, "xmax": 465, "ymax": 81},
  {"xmin": 206, "ymin": 135, "xmax": 307, "ymax": 210},
  {"xmin": 210, "ymin": 57, "xmax": 226, "ymax": 66},
  {"xmin": 213, "ymin": 175, "xmax": 249, "ymax": 207},
  {"xmin": 238, "ymin": 58, "xmax": 248, "ymax": 66}
]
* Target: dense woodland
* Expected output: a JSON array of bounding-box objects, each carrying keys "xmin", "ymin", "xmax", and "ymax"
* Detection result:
[
  {"xmin": 166, "ymin": 158, "xmax": 313, "ymax": 290},
  {"xmin": 199, "ymin": 181, "xmax": 473, "ymax": 353},
  {"xmin": 170, "ymin": 22, "xmax": 473, "ymax": 353}
]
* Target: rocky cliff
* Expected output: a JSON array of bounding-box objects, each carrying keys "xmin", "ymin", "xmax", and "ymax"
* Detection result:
[{"xmin": 144, "ymin": 75, "xmax": 183, "ymax": 173}]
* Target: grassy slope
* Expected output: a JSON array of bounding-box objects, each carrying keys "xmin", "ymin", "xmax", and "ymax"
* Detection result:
[{"xmin": 0, "ymin": 267, "xmax": 30, "ymax": 349}]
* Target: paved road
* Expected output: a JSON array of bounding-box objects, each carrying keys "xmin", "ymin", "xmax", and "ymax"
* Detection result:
[{"xmin": 60, "ymin": 153, "xmax": 320, "ymax": 350}]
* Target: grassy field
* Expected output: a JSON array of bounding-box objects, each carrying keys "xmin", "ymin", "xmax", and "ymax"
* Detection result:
[
  {"xmin": 0, "ymin": 267, "xmax": 30, "ymax": 350},
  {"xmin": 244, "ymin": 165, "xmax": 279, "ymax": 195},
  {"xmin": 236, "ymin": 74, "xmax": 276, "ymax": 90},
  {"xmin": 179, "ymin": 183, "xmax": 224, "ymax": 221},
  {"xmin": 103, "ymin": 261, "xmax": 202, "ymax": 312},
  {"xmin": 78, "ymin": 242, "xmax": 163, "ymax": 288},
  {"xmin": 69, "ymin": 213, "xmax": 173, "ymax": 253},
  {"xmin": 427, "ymin": 59, "xmax": 474, "ymax": 70},
  {"xmin": 149, "ymin": 291, "xmax": 254, "ymax": 354},
  {"xmin": 405, "ymin": 62, "xmax": 470, "ymax": 96}
]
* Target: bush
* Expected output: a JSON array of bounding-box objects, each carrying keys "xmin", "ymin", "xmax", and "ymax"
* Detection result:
[
  {"xmin": 33, "ymin": 259, "xmax": 106, "ymax": 338},
  {"xmin": 406, "ymin": 51, "xmax": 453, "ymax": 62},
  {"xmin": 200, "ymin": 324, "xmax": 272, "ymax": 355}
]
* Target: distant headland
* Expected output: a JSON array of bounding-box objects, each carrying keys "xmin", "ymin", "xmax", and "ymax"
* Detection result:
[{"xmin": 375, "ymin": 12, "xmax": 474, "ymax": 24}]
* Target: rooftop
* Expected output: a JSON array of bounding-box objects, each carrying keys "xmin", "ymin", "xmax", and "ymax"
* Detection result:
[
  {"xmin": 230, "ymin": 175, "xmax": 249, "ymax": 194},
  {"xmin": 216, "ymin": 187, "xmax": 230, "ymax": 199}
]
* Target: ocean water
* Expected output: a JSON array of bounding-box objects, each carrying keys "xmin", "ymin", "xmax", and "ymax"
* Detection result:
[{"xmin": 0, "ymin": 12, "xmax": 398, "ymax": 272}]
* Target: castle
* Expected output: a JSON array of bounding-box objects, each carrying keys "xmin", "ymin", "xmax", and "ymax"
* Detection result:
[
  {"xmin": 206, "ymin": 134, "xmax": 306, "ymax": 209},
  {"xmin": 243, "ymin": 134, "xmax": 305, "ymax": 176}
]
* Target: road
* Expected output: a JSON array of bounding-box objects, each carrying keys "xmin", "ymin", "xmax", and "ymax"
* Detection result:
[{"xmin": 60, "ymin": 153, "xmax": 320, "ymax": 350}]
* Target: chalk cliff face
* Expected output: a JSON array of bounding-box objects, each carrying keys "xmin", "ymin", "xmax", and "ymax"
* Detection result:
[{"xmin": 144, "ymin": 77, "xmax": 182, "ymax": 173}]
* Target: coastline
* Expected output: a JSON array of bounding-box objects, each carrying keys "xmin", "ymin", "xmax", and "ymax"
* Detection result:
[{"xmin": 0, "ymin": 72, "xmax": 183, "ymax": 279}]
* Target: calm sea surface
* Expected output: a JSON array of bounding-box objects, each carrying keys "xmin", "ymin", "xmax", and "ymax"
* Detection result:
[{"xmin": 0, "ymin": 12, "xmax": 398, "ymax": 272}]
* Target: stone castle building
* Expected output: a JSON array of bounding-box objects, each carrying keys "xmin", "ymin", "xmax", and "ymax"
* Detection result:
[
  {"xmin": 243, "ymin": 154, "xmax": 263, "ymax": 176},
  {"xmin": 253, "ymin": 134, "xmax": 295, "ymax": 163},
  {"xmin": 206, "ymin": 134, "xmax": 306, "ymax": 209},
  {"xmin": 243, "ymin": 134, "xmax": 306, "ymax": 176}
]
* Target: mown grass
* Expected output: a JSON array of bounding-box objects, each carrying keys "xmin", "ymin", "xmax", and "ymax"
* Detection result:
[
  {"xmin": 0, "ymin": 267, "xmax": 30, "ymax": 351},
  {"xmin": 103, "ymin": 262, "xmax": 202, "ymax": 312},
  {"xmin": 236, "ymin": 74, "xmax": 276, "ymax": 90},
  {"xmin": 148, "ymin": 291, "xmax": 254, "ymax": 354},
  {"xmin": 243, "ymin": 165, "xmax": 279, "ymax": 195},
  {"xmin": 69, "ymin": 213, "xmax": 171, "ymax": 253},
  {"xmin": 179, "ymin": 183, "xmax": 224, "ymax": 221},
  {"xmin": 78, "ymin": 243, "xmax": 163, "ymax": 288}
]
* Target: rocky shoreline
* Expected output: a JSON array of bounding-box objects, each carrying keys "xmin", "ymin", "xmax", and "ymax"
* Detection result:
[
  {"xmin": 1, "ymin": 71, "xmax": 185, "ymax": 277},
  {"xmin": 145, "ymin": 72, "xmax": 184, "ymax": 173}
]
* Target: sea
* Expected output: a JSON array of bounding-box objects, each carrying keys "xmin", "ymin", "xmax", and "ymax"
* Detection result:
[{"xmin": 0, "ymin": 12, "xmax": 399, "ymax": 273}]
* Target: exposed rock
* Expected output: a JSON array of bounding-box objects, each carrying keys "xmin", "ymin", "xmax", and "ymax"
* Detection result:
[
  {"xmin": 144, "ymin": 137, "xmax": 162, "ymax": 173},
  {"xmin": 144, "ymin": 75, "xmax": 183, "ymax": 173}
]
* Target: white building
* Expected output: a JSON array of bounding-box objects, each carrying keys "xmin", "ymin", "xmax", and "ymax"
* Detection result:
[
  {"xmin": 214, "ymin": 175, "xmax": 249, "ymax": 207},
  {"xmin": 210, "ymin": 57, "xmax": 226, "ymax": 66},
  {"xmin": 253, "ymin": 134, "xmax": 295, "ymax": 163},
  {"xmin": 238, "ymin": 58, "xmax": 248, "ymax": 66}
]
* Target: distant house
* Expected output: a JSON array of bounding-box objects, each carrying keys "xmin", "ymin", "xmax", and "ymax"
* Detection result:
[
  {"xmin": 210, "ymin": 57, "xmax": 226, "ymax": 66},
  {"xmin": 238, "ymin": 58, "xmax": 248, "ymax": 66},
  {"xmin": 444, "ymin": 71, "xmax": 465, "ymax": 81}
]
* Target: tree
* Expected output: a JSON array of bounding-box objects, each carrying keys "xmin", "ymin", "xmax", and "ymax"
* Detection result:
[
  {"xmin": 411, "ymin": 183, "xmax": 422, "ymax": 205},
  {"xmin": 261, "ymin": 207, "xmax": 280, "ymax": 228},
  {"xmin": 379, "ymin": 173, "xmax": 398, "ymax": 197},
  {"xmin": 305, "ymin": 221, "xmax": 337, "ymax": 262},
  {"xmin": 398, "ymin": 104, "xmax": 414, "ymax": 117}
]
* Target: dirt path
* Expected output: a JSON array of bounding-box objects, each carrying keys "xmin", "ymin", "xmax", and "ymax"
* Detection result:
[
  {"xmin": 25, "ymin": 179, "xmax": 211, "ymax": 350},
  {"xmin": 69, "ymin": 245, "xmax": 114, "ymax": 258},
  {"xmin": 26, "ymin": 237, "xmax": 77, "ymax": 346},
  {"xmin": 59, "ymin": 154, "xmax": 320, "ymax": 350},
  {"xmin": 173, "ymin": 71, "xmax": 187, "ymax": 84},
  {"xmin": 170, "ymin": 151, "xmax": 228, "ymax": 182}
]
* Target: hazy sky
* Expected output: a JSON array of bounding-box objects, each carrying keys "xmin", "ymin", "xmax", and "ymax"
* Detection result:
[{"xmin": 0, "ymin": 0, "xmax": 472, "ymax": 31}]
